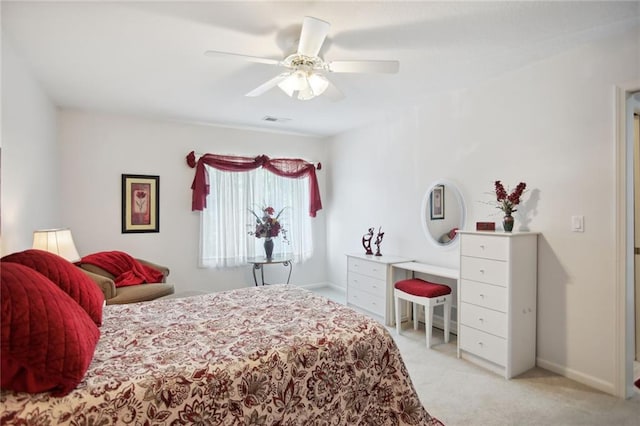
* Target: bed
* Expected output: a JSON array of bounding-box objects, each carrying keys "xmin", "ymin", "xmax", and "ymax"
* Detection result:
[{"xmin": 1, "ymin": 283, "xmax": 442, "ymax": 425}]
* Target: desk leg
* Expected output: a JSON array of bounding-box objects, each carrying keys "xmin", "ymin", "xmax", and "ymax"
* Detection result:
[
  {"xmin": 252, "ymin": 264, "xmax": 262, "ymax": 286},
  {"xmin": 283, "ymin": 261, "xmax": 292, "ymax": 284}
]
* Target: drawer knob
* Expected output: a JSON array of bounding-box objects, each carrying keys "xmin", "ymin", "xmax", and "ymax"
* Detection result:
[
  {"xmin": 478, "ymin": 342, "xmax": 484, "ymax": 347},
  {"xmin": 478, "ymin": 317, "xmax": 484, "ymax": 322},
  {"xmin": 479, "ymin": 245, "xmax": 485, "ymax": 249},
  {"xmin": 479, "ymin": 294, "xmax": 485, "ymax": 298},
  {"xmin": 479, "ymin": 269, "xmax": 485, "ymax": 273}
]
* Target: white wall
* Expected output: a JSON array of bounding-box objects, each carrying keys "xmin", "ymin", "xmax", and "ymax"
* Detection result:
[
  {"xmin": 1, "ymin": 38, "xmax": 59, "ymax": 255},
  {"xmin": 58, "ymin": 110, "xmax": 328, "ymax": 293},
  {"xmin": 326, "ymin": 27, "xmax": 639, "ymax": 394}
]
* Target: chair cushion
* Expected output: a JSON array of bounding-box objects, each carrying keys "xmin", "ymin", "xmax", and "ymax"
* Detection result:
[
  {"xmin": 2, "ymin": 249, "xmax": 105, "ymax": 326},
  {"xmin": 0, "ymin": 263, "xmax": 100, "ymax": 396},
  {"xmin": 394, "ymin": 278, "xmax": 451, "ymax": 298},
  {"xmin": 107, "ymin": 283, "xmax": 175, "ymax": 305}
]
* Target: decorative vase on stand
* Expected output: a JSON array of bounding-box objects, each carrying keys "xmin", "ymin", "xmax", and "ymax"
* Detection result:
[
  {"xmin": 264, "ymin": 238, "xmax": 274, "ymax": 259},
  {"xmin": 503, "ymin": 213, "xmax": 514, "ymax": 233}
]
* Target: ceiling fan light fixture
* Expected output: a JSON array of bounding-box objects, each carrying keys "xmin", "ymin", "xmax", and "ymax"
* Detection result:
[
  {"xmin": 278, "ymin": 71, "xmax": 306, "ymax": 97},
  {"xmin": 308, "ymin": 73, "xmax": 329, "ymax": 96},
  {"xmin": 278, "ymin": 70, "xmax": 328, "ymax": 100}
]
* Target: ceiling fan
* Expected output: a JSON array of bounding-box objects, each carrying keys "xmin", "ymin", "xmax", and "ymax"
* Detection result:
[{"xmin": 204, "ymin": 16, "xmax": 400, "ymax": 101}]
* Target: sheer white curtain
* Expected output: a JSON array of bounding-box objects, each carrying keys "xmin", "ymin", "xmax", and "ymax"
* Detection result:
[{"xmin": 200, "ymin": 166, "xmax": 312, "ymax": 268}]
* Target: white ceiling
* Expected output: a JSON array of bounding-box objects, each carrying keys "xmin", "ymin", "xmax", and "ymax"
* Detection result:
[{"xmin": 2, "ymin": 1, "xmax": 638, "ymax": 137}]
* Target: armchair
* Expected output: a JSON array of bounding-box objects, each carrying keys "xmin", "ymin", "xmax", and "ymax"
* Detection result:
[{"xmin": 79, "ymin": 259, "xmax": 174, "ymax": 305}]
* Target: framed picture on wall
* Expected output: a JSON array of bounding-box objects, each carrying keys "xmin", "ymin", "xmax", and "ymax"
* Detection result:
[
  {"xmin": 430, "ymin": 184, "xmax": 445, "ymax": 220},
  {"xmin": 122, "ymin": 174, "xmax": 159, "ymax": 233}
]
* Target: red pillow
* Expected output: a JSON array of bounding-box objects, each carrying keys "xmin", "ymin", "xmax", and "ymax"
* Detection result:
[
  {"xmin": 0, "ymin": 263, "xmax": 100, "ymax": 396},
  {"xmin": 2, "ymin": 249, "xmax": 104, "ymax": 326}
]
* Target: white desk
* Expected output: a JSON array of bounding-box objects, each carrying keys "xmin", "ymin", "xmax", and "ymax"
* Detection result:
[
  {"xmin": 391, "ymin": 261, "xmax": 460, "ymax": 352},
  {"xmin": 392, "ymin": 262, "xmax": 459, "ymax": 282}
]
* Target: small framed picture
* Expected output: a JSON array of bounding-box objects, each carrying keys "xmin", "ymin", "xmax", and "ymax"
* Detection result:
[
  {"xmin": 430, "ymin": 184, "xmax": 445, "ymax": 220},
  {"xmin": 122, "ymin": 174, "xmax": 159, "ymax": 233}
]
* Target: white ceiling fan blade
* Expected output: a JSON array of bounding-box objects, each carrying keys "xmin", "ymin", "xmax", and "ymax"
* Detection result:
[
  {"xmin": 245, "ymin": 73, "xmax": 290, "ymax": 97},
  {"xmin": 328, "ymin": 60, "xmax": 400, "ymax": 74},
  {"xmin": 204, "ymin": 50, "xmax": 281, "ymax": 66},
  {"xmin": 297, "ymin": 16, "xmax": 330, "ymax": 57}
]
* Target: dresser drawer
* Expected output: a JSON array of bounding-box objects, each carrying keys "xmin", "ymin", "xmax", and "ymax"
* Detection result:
[
  {"xmin": 460, "ymin": 256, "xmax": 508, "ymax": 286},
  {"xmin": 347, "ymin": 289, "xmax": 385, "ymax": 316},
  {"xmin": 460, "ymin": 325, "xmax": 506, "ymax": 366},
  {"xmin": 461, "ymin": 234, "xmax": 509, "ymax": 261},
  {"xmin": 460, "ymin": 279, "xmax": 507, "ymax": 312},
  {"xmin": 347, "ymin": 257, "xmax": 387, "ymax": 281},
  {"xmin": 460, "ymin": 302, "xmax": 507, "ymax": 338},
  {"xmin": 348, "ymin": 272, "xmax": 386, "ymax": 298}
]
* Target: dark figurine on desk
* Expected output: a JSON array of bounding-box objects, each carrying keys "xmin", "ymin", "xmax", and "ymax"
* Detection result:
[
  {"xmin": 362, "ymin": 227, "xmax": 374, "ymax": 255},
  {"xmin": 374, "ymin": 227, "xmax": 384, "ymax": 256}
]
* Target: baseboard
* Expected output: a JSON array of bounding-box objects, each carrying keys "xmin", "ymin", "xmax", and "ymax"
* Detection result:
[
  {"xmin": 536, "ymin": 357, "xmax": 616, "ymax": 395},
  {"xmin": 296, "ymin": 282, "xmax": 338, "ymax": 292},
  {"xmin": 327, "ymin": 283, "xmax": 346, "ymax": 293},
  {"xmin": 431, "ymin": 315, "xmax": 459, "ymax": 336},
  {"xmin": 412, "ymin": 311, "xmax": 459, "ymax": 336}
]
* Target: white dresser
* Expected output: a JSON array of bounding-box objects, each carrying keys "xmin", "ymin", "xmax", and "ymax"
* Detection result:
[
  {"xmin": 346, "ymin": 254, "xmax": 411, "ymax": 326},
  {"xmin": 457, "ymin": 231, "xmax": 538, "ymax": 379}
]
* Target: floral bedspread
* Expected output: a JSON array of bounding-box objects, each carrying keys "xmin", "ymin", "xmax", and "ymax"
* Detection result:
[{"xmin": 1, "ymin": 285, "xmax": 442, "ymax": 425}]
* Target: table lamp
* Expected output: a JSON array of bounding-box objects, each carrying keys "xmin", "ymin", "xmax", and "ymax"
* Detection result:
[{"xmin": 32, "ymin": 228, "xmax": 81, "ymax": 263}]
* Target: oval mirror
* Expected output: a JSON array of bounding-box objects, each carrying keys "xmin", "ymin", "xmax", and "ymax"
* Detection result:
[{"xmin": 420, "ymin": 180, "xmax": 466, "ymax": 248}]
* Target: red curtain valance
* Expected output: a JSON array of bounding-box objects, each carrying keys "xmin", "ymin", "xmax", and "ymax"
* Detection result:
[{"xmin": 186, "ymin": 151, "xmax": 322, "ymax": 217}]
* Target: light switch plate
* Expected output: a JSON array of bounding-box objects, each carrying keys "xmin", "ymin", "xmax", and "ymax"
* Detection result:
[{"xmin": 571, "ymin": 215, "xmax": 584, "ymax": 232}]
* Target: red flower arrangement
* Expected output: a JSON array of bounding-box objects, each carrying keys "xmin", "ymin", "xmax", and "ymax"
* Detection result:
[
  {"xmin": 494, "ymin": 181, "xmax": 526, "ymax": 215},
  {"xmin": 249, "ymin": 206, "xmax": 288, "ymax": 241},
  {"xmin": 134, "ymin": 190, "xmax": 147, "ymax": 213}
]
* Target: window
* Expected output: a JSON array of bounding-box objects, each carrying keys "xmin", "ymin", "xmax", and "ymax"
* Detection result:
[{"xmin": 199, "ymin": 166, "xmax": 313, "ymax": 268}]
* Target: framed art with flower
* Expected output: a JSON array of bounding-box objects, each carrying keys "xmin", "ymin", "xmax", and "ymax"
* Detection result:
[
  {"xmin": 430, "ymin": 184, "xmax": 445, "ymax": 220},
  {"xmin": 121, "ymin": 174, "xmax": 159, "ymax": 233}
]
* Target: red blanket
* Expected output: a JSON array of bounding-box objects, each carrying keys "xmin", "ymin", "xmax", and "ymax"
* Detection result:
[{"xmin": 80, "ymin": 251, "xmax": 164, "ymax": 287}]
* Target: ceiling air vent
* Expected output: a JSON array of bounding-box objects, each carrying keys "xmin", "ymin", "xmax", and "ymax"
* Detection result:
[{"xmin": 262, "ymin": 116, "xmax": 291, "ymax": 123}]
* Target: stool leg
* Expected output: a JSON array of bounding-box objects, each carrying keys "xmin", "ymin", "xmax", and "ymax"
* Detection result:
[
  {"xmin": 413, "ymin": 302, "xmax": 419, "ymax": 330},
  {"xmin": 426, "ymin": 304, "xmax": 434, "ymax": 348},
  {"xmin": 395, "ymin": 293, "xmax": 402, "ymax": 335},
  {"xmin": 444, "ymin": 299, "xmax": 451, "ymax": 344}
]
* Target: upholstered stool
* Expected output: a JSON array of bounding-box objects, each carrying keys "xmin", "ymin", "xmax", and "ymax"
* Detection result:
[{"xmin": 394, "ymin": 278, "xmax": 452, "ymax": 348}]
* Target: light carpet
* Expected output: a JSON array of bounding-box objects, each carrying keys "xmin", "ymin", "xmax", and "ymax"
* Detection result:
[{"xmin": 393, "ymin": 327, "xmax": 640, "ymax": 426}]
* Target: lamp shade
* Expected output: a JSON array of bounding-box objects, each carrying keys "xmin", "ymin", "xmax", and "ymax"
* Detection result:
[{"xmin": 32, "ymin": 228, "xmax": 81, "ymax": 263}]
